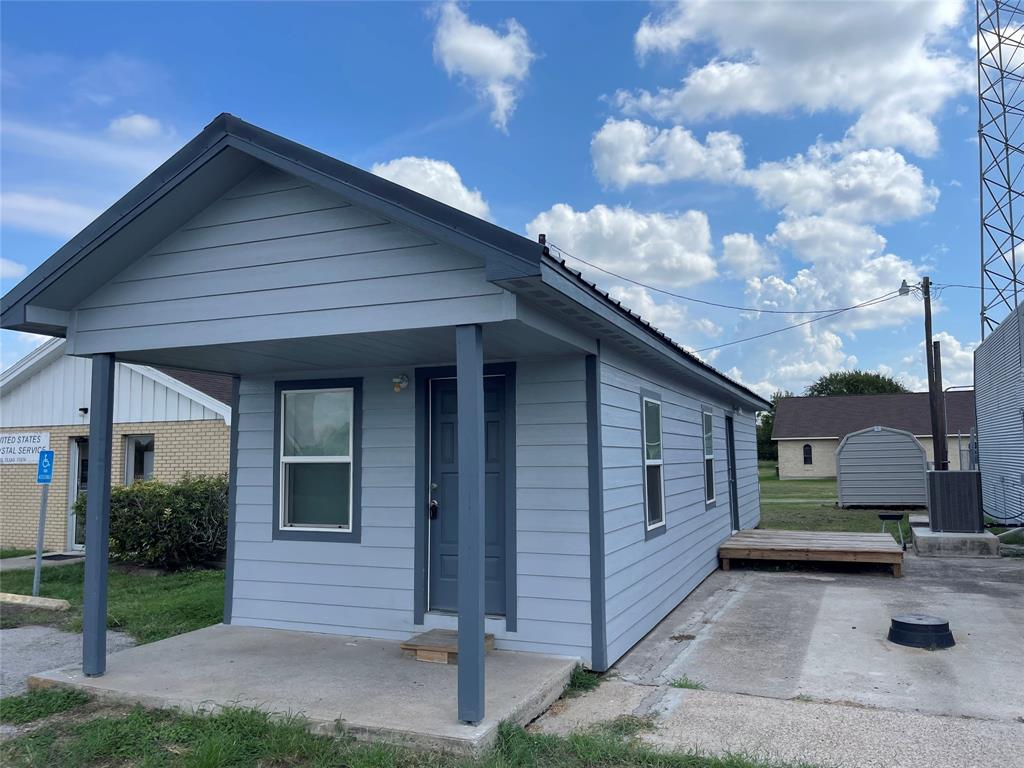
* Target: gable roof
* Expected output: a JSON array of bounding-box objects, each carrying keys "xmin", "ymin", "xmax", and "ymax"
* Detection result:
[
  {"xmin": 0, "ymin": 338, "xmax": 233, "ymax": 418},
  {"xmin": 772, "ymin": 390, "xmax": 976, "ymax": 440},
  {"xmin": 0, "ymin": 112, "xmax": 768, "ymax": 411}
]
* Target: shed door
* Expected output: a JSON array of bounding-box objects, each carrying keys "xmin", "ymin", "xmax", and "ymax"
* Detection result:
[{"xmin": 428, "ymin": 377, "xmax": 507, "ymax": 615}]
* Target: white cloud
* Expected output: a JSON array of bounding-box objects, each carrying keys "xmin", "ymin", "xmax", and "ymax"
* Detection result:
[
  {"xmin": 721, "ymin": 233, "xmax": 777, "ymax": 278},
  {"xmin": 371, "ymin": 156, "xmax": 490, "ymax": 219},
  {"xmin": 0, "ymin": 330, "xmax": 50, "ymax": 372},
  {"xmin": 607, "ymin": 284, "xmax": 722, "ymax": 343},
  {"xmin": 591, "ymin": 123, "xmax": 938, "ymax": 224},
  {"xmin": 433, "ymin": 2, "xmax": 535, "ymax": 131},
  {"xmin": 591, "ymin": 118, "xmax": 745, "ymax": 188},
  {"xmin": 2, "ymin": 120, "xmax": 173, "ymax": 176},
  {"xmin": 0, "ymin": 258, "xmax": 28, "ymax": 281},
  {"xmin": 108, "ymin": 113, "xmax": 167, "ymax": 141},
  {"xmin": 899, "ymin": 331, "xmax": 976, "ymax": 391},
  {"xmin": 625, "ymin": 0, "xmax": 971, "ymax": 156},
  {"xmin": 746, "ymin": 145, "xmax": 939, "ymax": 224},
  {"xmin": 526, "ymin": 203, "xmax": 717, "ymax": 288},
  {"xmin": 0, "ymin": 192, "xmax": 99, "ymax": 238}
]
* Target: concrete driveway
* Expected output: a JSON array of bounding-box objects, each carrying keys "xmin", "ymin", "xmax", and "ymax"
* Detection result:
[{"xmin": 536, "ymin": 554, "xmax": 1024, "ymax": 768}]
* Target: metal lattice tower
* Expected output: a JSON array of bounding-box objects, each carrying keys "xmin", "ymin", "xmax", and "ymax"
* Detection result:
[{"xmin": 978, "ymin": 0, "xmax": 1024, "ymax": 338}]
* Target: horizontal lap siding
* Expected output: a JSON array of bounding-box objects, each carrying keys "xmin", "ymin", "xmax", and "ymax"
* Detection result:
[
  {"xmin": 231, "ymin": 356, "xmax": 592, "ymax": 660},
  {"xmin": 230, "ymin": 372, "xmax": 417, "ymax": 639},
  {"xmin": 599, "ymin": 349, "xmax": 759, "ymax": 665},
  {"xmin": 513, "ymin": 358, "xmax": 591, "ymax": 660},
  {"xmin": 70, "ymin": 167, "xmax": 512, "ymax": 352}
]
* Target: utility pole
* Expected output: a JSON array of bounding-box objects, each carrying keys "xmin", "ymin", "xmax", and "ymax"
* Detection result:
[
  {"xmin": 933, "ymin": 341, "xmax": 948, "ymax": 470},
  {"xmin": 922, "ymin": 277, "xmax": 948, "ymax": 471}
]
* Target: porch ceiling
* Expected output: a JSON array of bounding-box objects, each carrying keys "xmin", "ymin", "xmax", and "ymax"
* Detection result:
[{"xmin": 108, "ymin": 319, "xmax": 585, "ymax": 376}]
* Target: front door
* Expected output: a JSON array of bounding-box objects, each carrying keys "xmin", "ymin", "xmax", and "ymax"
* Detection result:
[
  {"xmin": 68, "ymin": 438, "xmax": 89, "ymax": 550},
  {"xmin": 725, "ymin": 416, "xmax": 740, "ymax": 531},
  {"xmin": 428, "ymin": 377, "xmax": 506, "ymax": 615}
]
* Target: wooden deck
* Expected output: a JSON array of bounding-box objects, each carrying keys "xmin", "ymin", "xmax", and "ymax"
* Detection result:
[{"xmin": 719, "ymin": 529, "xmax": 904, "ymax": 577}]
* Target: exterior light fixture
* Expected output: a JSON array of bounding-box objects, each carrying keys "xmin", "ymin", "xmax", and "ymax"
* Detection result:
[
  {"xmin": 392, "ymin": 374, "xmax": 409, "ymax": 393},
  {"xmin": 899, "ymin": 279, "xmax": 911, "ymax": 296}
]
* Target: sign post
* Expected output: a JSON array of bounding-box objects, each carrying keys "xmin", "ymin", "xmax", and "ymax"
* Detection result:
[{"xmin": 32, "ymin": 450, "xmax": 55, "ymax": 597}]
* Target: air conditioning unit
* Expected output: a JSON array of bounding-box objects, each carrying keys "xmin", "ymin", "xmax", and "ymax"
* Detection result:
[{"xmin": 927, "ymin": 471, "xmax": 983, "ymax": 533}]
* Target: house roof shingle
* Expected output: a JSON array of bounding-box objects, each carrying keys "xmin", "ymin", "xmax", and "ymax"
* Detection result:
[
  {"xmin": 771, "ymin": 390, "xmax": 976, "ymax": 440},
  {"xmin": 156, "ymin": 367, "xmax": 235, "ymax": 406}
]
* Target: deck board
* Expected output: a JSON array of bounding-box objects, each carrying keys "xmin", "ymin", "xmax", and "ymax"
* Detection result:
[{"xmin": 719, "ymin": 529, "xmax": 904, "ymax": 576}]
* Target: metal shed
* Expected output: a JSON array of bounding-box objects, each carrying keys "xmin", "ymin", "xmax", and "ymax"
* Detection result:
[{"xmin": 836, "ymin": 426, "xmax": 928, "ymax": 507}]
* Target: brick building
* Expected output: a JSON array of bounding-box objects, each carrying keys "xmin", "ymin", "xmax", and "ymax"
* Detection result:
[
  {"xmin": 771, "ymin": 391, "xmax": 976, "ymax": 480},
  {"xmin": 1, "ymin": 339, "xmax": 231, "ymax": 551}
]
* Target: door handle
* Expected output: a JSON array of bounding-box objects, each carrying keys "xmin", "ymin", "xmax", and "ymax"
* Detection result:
[{"xmin": 429, "ymin": 499, "xmax": 439, "ymax": 519}]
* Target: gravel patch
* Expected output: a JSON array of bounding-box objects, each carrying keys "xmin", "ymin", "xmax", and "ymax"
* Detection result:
[{"xmin": 0, "ymin": 625, "xmax": 134, "ymax": 698}]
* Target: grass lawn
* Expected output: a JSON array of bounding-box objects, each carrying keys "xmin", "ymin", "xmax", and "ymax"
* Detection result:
[
  {"xmin": 0, "ymin": 563, "xmax": 224, "ymax": 644},
  {"xmin": 0, "ymin": 548, "xmax": 37, "ymax": 559},
  {"xmin": 0, "ymin": 694, "xmax": 813, "ymax": 768},
  {"xmin": 756, "ymin": 461, "xmax": 911, "ymax": 539}
]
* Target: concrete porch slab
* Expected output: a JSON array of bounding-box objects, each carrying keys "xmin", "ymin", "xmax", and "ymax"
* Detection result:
[{"xmin": 28, "ymin": 624, "xmax": 577, "ymax": 754}]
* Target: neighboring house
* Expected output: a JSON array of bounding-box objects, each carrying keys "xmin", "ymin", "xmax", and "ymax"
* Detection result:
[
  {"xmin": 0, "ymin": 114, "xmax": 769, "ymax": 722},
  {"xmin": 0, "ymin": 338, "xmax": 232, "ymax": 551},
  {"xmin": 974, "ymin": 304, "xmax": 1023, "ymax": 521},
  {"xmin": 772, "ymin": 391, "xmax": 976, "ymax": 479}
]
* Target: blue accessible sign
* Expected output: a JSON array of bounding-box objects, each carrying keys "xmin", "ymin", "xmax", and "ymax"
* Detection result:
[{"xmin": 36, "ymin": 450, "xmax": 54, "ymax": 485}]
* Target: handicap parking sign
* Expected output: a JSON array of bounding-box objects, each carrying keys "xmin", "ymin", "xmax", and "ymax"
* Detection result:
[{"xmin": 36, "ymin": 450, "xmax": 54, "ymax": 484}]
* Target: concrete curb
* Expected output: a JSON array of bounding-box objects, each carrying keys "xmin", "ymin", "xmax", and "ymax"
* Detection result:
[{"xmin": 0, "ymin": 592, "xmax": 70, "ymax": 611}]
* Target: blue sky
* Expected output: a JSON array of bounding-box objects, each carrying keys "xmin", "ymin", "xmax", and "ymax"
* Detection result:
[{"xmin": 1, "ymin": 1, "xmax": 983, "ymax": 396}]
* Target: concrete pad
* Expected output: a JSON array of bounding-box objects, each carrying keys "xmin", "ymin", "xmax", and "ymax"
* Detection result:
[
  {"xmin": 28, "ymin": 624, "xmax": 577, "ymax": 754},
  {"xmin": 634, "ymin": 557, "xmax": 1024, "ymax": 722},
  {"xmin": 0, "ymin": 553, "xmax": 84, "ymax": 572},
  {"xmin": 0, "ymin": 593, "xmax": 70, "ymax": 611},
  {"xmin": 913, "ymin": 527, "xmax": 1000, "ymax": 558},
  {"xmin": 645, "ymin": 689, "xmax": 1024, "ymax": 768}
]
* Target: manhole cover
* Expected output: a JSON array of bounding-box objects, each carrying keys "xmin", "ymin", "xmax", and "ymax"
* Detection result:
[{"xmin": 888, "ymin": 614, "xmax": 955, "ymax": 649}]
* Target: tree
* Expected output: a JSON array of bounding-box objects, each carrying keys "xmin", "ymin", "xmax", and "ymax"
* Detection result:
[
  {"xmin": 757, "ymin": 390, "xmax": 792, "ymax": 461},
  {"xmin": 804, "ymin": 370, "xmax": 908, "ymax": 397}
]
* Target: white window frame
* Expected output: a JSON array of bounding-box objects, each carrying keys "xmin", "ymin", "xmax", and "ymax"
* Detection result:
[
  {"xmin": 641, "ymin": 396, "xmax": 666, "ymax": 532},
  {"xmin": 702, "ymin": 409, "xmax": 716, "ymax": 505},
  {"xmin": 124, "ymin": 434, "xmax": 155, "ymax": 484},
  {"xmin": 278, "ymin": 386, "xmax": 354, "ymax": 533}
]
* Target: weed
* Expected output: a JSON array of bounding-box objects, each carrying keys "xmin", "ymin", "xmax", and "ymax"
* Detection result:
[
  {"xmin": 670, "ymin": 676, "xmax": 707, "ymax": 690},
  {"xmin": 564, "ymin": 664, "xmax": 601, "ymax": 697}
]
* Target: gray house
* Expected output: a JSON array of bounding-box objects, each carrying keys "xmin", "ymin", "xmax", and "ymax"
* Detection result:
[{"xmin": 0, "ymin": 114, "xmax": 768, "ymax": 723}]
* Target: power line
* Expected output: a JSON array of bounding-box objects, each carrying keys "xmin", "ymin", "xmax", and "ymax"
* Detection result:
[
  {"xmin": 546, "ymin": 242, "xmax": 903, "ymax": 316},
  {"xmin": 695, "ymin": 292, "xmax": 902, "ymax": 353}
]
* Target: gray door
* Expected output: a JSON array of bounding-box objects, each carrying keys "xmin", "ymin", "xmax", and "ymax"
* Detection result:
[
  {"xmin": 428, "ymin": 377, "xmax": 506, "ymax": 615},
  {"xmin": 725, "ymin": 416, "xmax": 740, "ymax": 531}
]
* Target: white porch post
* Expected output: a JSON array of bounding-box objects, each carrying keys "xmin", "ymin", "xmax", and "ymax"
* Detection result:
[
  {"xmin": 455, "ymin": 324, "xmax": 485, "ymax": 723},
  {"xmin": 83, "ymin": 353, "xmax": 115, "ymax": 676}
]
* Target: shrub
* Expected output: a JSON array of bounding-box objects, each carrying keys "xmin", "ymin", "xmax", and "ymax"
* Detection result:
[{"xmin": 74, "ymin": 474, "xmax": 228, "ymax": 569}]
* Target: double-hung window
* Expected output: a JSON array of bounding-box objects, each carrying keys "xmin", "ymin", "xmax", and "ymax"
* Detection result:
[
  {"xmin": 642, "ymin": 396, "xmax": 665, "ymax": 532},
  {"xmin": 702, "ymin": 410, "xmax": 716, "ymax": 504},
  {"xmin": 278, "ymin": 384, "xmax": 357, "ymax": 533}
]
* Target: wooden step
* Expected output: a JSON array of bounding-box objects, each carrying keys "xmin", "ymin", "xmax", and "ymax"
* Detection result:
[{"xmin": 400, "ymin": 629, "xmax": 495, "ymax": 664}]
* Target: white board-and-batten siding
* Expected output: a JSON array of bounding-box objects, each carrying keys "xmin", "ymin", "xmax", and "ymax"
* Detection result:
[
  {"xmin": 229, "ymin": 357, "xmax": 593, "ymax": 662},
  {"xmin": 69, "ymin": 166, "xmax": 515, "ymax": 355},
  {"xmin": 1, "ymin": 353, "xmax": 221, "ymax": 428},
  {"xmin": 598, "ymin": 347, "xmax": 760, "ymax": 665}
]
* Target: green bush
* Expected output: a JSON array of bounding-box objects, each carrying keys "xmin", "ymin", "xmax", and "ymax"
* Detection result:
[{"xmin": 74, "ymin": 475, "xmax": 228, "ymax": 569}]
